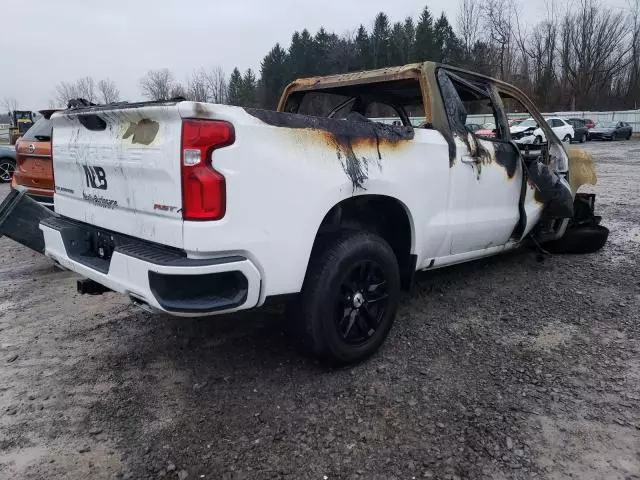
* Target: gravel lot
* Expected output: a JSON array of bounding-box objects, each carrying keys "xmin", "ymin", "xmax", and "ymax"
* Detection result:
[{"xmin": 1, "ymin": 140, "xmax": 639, "ymax": 480}]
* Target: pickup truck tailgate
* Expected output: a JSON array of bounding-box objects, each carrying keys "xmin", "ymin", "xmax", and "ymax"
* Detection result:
[{"xmin": 51, "ymin": 103, "xmax": 184, "ymax": 248}]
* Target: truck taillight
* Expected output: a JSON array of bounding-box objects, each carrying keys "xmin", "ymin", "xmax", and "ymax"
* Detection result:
[{"xmin": 181, "ymin": 119, "xmax": 234, "ymax": 221}]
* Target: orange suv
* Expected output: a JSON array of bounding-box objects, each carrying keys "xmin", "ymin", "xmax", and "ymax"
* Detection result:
[{"xmin": 12, "ymin": 109, "xmax": 60, "ymax": 207}]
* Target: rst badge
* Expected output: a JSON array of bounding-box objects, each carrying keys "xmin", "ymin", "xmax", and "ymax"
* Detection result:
[{"xmin": 83, "ymin": 165, "xmax": 108, "ymax": 190}]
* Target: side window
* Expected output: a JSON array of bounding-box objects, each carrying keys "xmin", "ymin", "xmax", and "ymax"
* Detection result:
[
  {"xmin": 552, "ymin": 119, "xmax": 564, "ymax": 128},
  {"xmin": 437, "ymin": 69, "xmax": 504, "ymax": 141},
  {"xmin": 365, "ymin": 102, "xmax": 402, "ymax": 125}
]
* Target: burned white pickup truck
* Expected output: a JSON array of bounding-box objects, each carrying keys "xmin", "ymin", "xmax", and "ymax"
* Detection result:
[{"xmin": 0, "ymin": 62, "xmax": 607, "ymax": 365}]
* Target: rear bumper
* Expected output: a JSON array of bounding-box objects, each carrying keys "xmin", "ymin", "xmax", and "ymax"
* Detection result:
[{"xmin": 40, "ymin": 217, "xmax": 262, "ymax": 317}]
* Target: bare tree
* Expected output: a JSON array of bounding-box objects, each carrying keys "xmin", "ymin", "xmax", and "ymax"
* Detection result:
[
  {"xmin": 53, "ymin": 77, "xmax": 100, "ymax": 106},
  {"xmin": 627, "ymin": 0, "xmax": 640, "ymax": 105},
  {"xmin": 170, "ymin": 83, "xmax": 187, "ymax": 99},
  {"xmin": 457, "ymin": 0, "xmax": 481, "ymax": 55},
  {"xmin": 97, "ymin": 79, "xmax": 120, "ymax": 103},
  {"xmin": 560, "ymin": 0, "xmax": 633, "ymax": 109},
  {"xmin": 187, "ymin": 69, "xmax": 209, "ymax": 102},
  {"xmin": 2, "ymin": 97, "xmax": 18, "ymax": 112},
  {"xmin": 203, "ymin": 66, "xmax": 228, "ymax": 104},
  {"xmin": 481, "ymin": 0, "xmax": 516, "ymax": 80},
  {"xmin": 140, "ymin": 69, "xmax": 175, "ymax": 100},
  {"xmin": 530, "ymin": 21, "xmax": 559, "ymax": 105},
  {"xmin": 55, "ymin": 81, "xmax": 80, "ymax": 106},
  {"xmin": 54, "ymin": 77, "xmax": 96, "ymax": 105},
  {"xmin": 76, "ymin": 77, "xmax": 97, "ymax": 103}
]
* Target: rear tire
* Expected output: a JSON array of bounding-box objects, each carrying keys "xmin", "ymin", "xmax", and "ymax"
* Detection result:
[
  {"xmin": 580, "ymin": 133, "xmax": 586, "ymax": 143},
  {"xmin": 627, "ymin": 133, "xmax": 632, "ymax": 140},
  {"xmin": 293, "ymin": 230, "xmax": 401, "ymax": 366},
  {"xmin": 544, "ymin": 225, "xmax": 609, "ymax": 255},
  {"xmin": 563, "ymin": 134, "xmax": 572, "ymax": 143},
  {"xmin": 0, "ymin": 158, "xmax": 16, "ymax": 183}
]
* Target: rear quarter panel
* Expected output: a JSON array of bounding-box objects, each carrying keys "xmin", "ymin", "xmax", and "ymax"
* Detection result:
[{"xmin": 178, "ymin": 102, "xmax": 450, "ymax": 297}]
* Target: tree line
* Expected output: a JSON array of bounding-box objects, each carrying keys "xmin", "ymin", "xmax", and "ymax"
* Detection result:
[{"xmin": 46, "ymin": 0, "xmax": 640, "ymax": 113}]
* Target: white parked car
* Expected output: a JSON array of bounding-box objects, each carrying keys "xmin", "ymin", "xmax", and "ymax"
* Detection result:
[
  {"xmin": 0, "ymin": 62, "xmax": 602, "ymax": 366},
  {"xmin": 511, "ymin": 117, "xmax": 574, "ymax": 145}
]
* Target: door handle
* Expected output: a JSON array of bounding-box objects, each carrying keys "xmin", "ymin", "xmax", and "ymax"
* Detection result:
[{"xmin": 461, "ymin": 155, "xmax": 478, "ymax": 164}]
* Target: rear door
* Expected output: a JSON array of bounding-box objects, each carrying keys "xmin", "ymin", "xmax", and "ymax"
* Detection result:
[{"xmin": 51, "ymin": 102, "xmax": 186, "ymax": 248}]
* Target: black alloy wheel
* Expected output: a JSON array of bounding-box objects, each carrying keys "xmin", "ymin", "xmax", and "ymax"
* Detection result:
[{"xmin": 336, "ymin": 260, "xmax": 390, "ymax": 346}]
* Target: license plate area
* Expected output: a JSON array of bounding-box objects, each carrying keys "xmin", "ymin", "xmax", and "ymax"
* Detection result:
[
  {"xmin": 92, "ymin": 230, "xmax": 116, "ymax": 261},
  {"xmin": 40, "ymin": 215, "xmax": 190, "ymax": 274},
  {"xmin": 56, "ymin": 223, "xmax": 120, "ymax": 274}
]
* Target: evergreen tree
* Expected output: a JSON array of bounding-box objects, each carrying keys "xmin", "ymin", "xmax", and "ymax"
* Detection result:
[
  {"xmin": 355, "ymin": 25, "xmax": 373, "ymax": 70},
  {"xmin": 389, "ymin": 22, "xmax": 408, "ymax": 66},
  {"xmin": 371, "ymin": 12, "xmax": 391, "ymax": 68},
  {"xmin": 259, "ymin": 44, "xmax": 289, "ymax": 109},
  {"xmin": 413, "ymin": 5, "xmax": 435, "ymax": 62},
  {"xmin": 227, "ymin": 67, "xmax": 243, "ymax": 106},
  {"xmin": 332, "ymin": 37, "xmax": 359, "ymax": 73},
  {"xmin": 314, "ymin": 28, "xmax": 333, "ymax": 74},
  {"xmin": 239, "ymin": 68, "xmax": 258, "ymax": 107},
  {"xmin": 288, "ymin": 29, "xmax": 316, "ymax": 78},
  {"xmin": 404, "ymin": 16, "xmax": 416, "ymax": 55},
  {"xmin": 433, "ymin": 13, "xmax": 463, "ymax": 64}
]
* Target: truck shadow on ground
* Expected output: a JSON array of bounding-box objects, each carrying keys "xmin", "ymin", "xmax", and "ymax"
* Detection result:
[
  {"xmin": 100, "ymin": 246, "xmax": 542, "ymax": 375},
  {"xmin": 75, "ymin": 246, "xmax": 580, "ymax": 477}
]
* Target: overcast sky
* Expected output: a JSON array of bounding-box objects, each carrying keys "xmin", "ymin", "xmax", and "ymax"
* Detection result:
[{"xmin": 1, "ymin": 0, "xmax": 632, "ymax": 110}]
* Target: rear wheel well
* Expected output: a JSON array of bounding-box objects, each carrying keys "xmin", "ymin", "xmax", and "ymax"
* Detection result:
[{"xmin": 313, "ymin": 195, "xmax": 415, "ymax": 289}]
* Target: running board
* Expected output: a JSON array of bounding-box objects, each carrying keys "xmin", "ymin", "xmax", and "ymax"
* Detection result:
[{"xmin": 0, "ymin": 186, "xmax": 58, "ymax": 254}]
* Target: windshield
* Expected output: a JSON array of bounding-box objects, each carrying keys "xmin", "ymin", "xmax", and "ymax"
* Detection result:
[
  {"xmin": 596, "ymin": 121, "xmax": 617, "ymax": 128},
  {"xmin": 482, "ymin": 123, "xmax": 495, "ymax": 129},
  {"xmin": 515, "ymin": 119, "xmax": 537, "ymax": 128}
]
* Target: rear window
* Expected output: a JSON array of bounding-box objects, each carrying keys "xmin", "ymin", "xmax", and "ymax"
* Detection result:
[
  {"xmin": 295, "ymin": 92, "xmax": 352, "ymax": 117},
  {"xmin": 284, "ymin": 79, "xmax": 425, "ymax": 126},
  {"xmin": 21, "ymin": 117, "xmax": 53, "ymax": 142}
]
